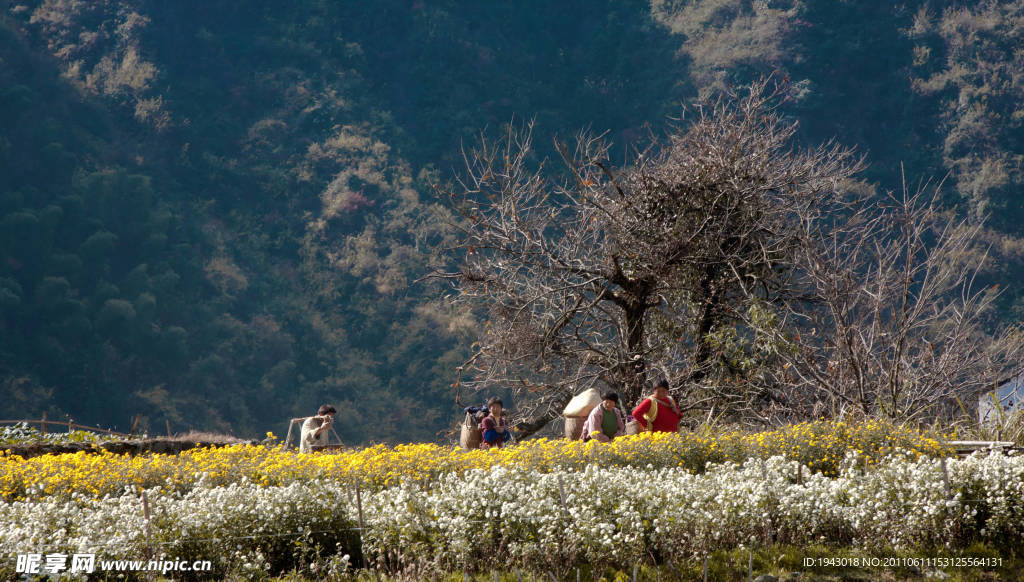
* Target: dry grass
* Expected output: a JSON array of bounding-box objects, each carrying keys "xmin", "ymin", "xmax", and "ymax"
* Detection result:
[{"xmin": 166, "ymin": 430, "xmax": 249, "ymax": 444}]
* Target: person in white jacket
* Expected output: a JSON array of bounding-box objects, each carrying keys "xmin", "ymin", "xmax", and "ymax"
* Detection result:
[{"xmin": 300, "ymin": 404, "xmax": 336, "ymax": 453}]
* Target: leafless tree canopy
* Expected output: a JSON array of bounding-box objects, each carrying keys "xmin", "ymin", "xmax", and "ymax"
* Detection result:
[
  {"xmin": 434, "ymin": 79, "xmax": 1023, "ymax": 437},
  {"xmin": 763, "ymin": 175, "xmax": 1024, "ymax": 422}
]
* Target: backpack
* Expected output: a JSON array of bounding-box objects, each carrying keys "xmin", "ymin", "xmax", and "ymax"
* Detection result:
[{"xmin": 459, "ymin": 405, "xmax": 489, "ymax": 449}]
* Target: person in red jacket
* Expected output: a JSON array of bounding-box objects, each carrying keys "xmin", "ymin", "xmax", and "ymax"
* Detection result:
[{"xmin": 631, "ymin": 378, "xmax": 681, "ymax": 433}]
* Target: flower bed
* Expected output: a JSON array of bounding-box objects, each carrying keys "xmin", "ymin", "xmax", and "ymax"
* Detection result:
[
  {"xmin": 0, "ymin": 420, "xmax": 951, "ymax": 501},
  {"xmin": 1, "ymin": 452, "xmax": 1021, "ymax": 580},
  {"xmin": 0, "ymin": 421, "xmax": 977, "ymax": 579}
]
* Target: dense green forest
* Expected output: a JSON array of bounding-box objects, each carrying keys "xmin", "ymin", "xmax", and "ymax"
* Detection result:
[{"xmin": 1, "ymin": 0, "xmax": 1022, "ymax": 442}]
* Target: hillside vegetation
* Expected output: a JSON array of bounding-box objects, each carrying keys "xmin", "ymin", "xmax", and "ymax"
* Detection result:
[{"xmin": 2, "ymin": 1, "xmax": 1023, "ymax": 441}]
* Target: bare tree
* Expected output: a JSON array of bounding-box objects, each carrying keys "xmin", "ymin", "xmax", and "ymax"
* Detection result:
[
  {"xmin": 433, "ymin": 80, "xmax": 862, "ymax": 436},
  {"xmin": 749, "ymin": 174, "xmax": 1024, "ymax": 422}
]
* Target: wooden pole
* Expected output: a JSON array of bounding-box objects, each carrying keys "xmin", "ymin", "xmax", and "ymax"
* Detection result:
[
  {"xmin": 557, "ymin": 475, "xmax": 569, "ymax": 519},
  {"xmin": 142, "ymin": 491, "xmax": 153, "ymax": 561},
  {"xmin": 355, "ymin": 483, "xmax": 365, "ymax": 534},
  {"xmin": 142, "ymin": 490, "xmax": 156, "ymax": 582},
  {"xmin": 166, "ymin": 419, "xmax": 172, "ymax": 438},
  {"xmin": 941, "ymin": 457, "xmax": 952, "ymax": 500},
  {"xmin": 330, "ymin": 425, "xmax": 344, "ymax": 447},
  {"xmin": 667, "ymin": 559, "xmax": 681, "ymax": 582},
  {"xmin": 41, "ymin": 411, "xmax": 47, "ymax": 435},
  {"xmin": 285, "ymin": 419, "xmax": 296, "ymax": 450}
]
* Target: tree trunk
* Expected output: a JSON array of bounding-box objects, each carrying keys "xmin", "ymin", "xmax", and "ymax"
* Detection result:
[
  {"xmin": 623, "ymin": 300, "xmax": 649, "ymax": 407},
  {"xmin": 511, "ymin": 393, "xmax": 573, "ymax": 440},
  {"xmin": 690, "ymin": 268, "xmax": 721, "ymax": 383}
]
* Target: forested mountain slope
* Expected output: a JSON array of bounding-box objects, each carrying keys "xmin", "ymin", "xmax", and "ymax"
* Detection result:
[{"xmin": 1, "ymin": 0, "xmax": 1021, "ymax": 441}]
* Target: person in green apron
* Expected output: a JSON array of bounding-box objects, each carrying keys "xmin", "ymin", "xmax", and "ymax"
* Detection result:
[{"xmin": 580, "ymin": 391, "xmax": 625, "ymax": 442}]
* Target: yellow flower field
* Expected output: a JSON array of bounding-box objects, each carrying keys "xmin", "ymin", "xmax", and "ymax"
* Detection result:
[{"xmin": 0, "ymin": 420, "xmax": 952, "ymax": 501}]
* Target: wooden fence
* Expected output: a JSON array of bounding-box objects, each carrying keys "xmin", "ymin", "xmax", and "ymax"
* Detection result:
[
  {"xmin": 0, "ymin": 414, "xmax": 135, "ymax": 438},
  {"xmin": 947, "ymin": 439, "xmax": 1018, "ymax": 455}
]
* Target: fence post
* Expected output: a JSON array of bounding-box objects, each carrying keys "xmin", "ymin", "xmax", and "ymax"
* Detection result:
[
  {"xmin": 940, "ymin": 457, "xmax": 952, "ymax": 500},
  {"xmin": 667, "ymin": 559, "xmax": 681, "ymax": 582},
  {"xmin": 142, "ymin": 490, "xmax": 155, "ymax": 581},
  {"xmin": 761, "ymin": 460, "xmax": 774, "ymax": 545},
  {"xmin": 41, "ymin": 411, "xmax": 47, "ymax": 434},
  {"xmin": 355, "ymin": 483, "xmax": 365, "ymax": 534},
  {"xmin": 356, "ymin": 480, "xmax": 371, "ymax": 579}
]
